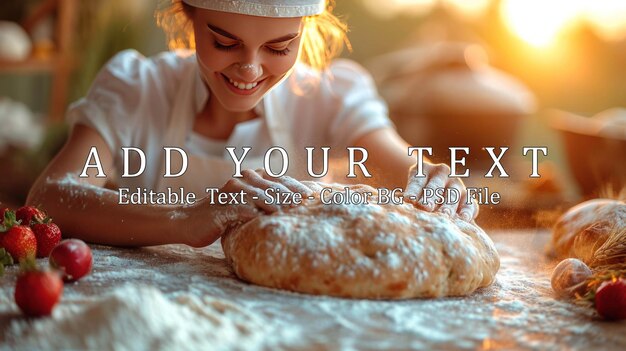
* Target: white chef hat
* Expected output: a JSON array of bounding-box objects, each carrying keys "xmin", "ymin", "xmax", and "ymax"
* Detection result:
[{"xmin": 182, "ymin": 0, "xmax": 326, "ymax": 18}]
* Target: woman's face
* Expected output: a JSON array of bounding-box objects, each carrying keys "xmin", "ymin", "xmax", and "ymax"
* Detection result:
[{"xmin": 192, "ymin": 9, "xmax": 303, "ymax": 113}]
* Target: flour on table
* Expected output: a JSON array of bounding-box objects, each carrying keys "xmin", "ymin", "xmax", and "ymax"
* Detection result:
[
  {"xmin": 2, "ymin": 233, "xmax": 626, "ymax": 350},
  {"xmin": 5, "ymin": 285, "xmax": 298, "ymax": 351}
]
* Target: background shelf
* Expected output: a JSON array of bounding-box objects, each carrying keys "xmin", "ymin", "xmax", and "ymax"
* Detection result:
[
  {"xmin": 0, "ymin": 56, "xmax": 58, "ymax": 74},
  {"xmin": 0, "ymin": 0, "xmax": 77, "ymax": 122}
]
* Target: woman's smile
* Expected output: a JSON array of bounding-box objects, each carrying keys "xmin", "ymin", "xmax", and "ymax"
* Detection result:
[{"xmin": 220, "ymin": 73, "xmax": 266, "ymax": 95}]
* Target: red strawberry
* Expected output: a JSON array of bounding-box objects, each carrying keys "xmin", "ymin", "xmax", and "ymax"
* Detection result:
[
  {"xmin": 15, "ymin": 206, "xmax": 45, "ymax": 226},
  {"xmin": 32, "ymin": 222, "xmax": 62, "ymax": 258},
  {"xmin": 49, "ymin": 239, "xmax": 92, "ymax": 282},
  {"xmin": 14, "ymin": 259, "xmax": 63, "ymax": 317},
  {"xmin": 595, "ymin": 278, "xmax": 626, "ymax": 320},
  {"xmin": 0, "ymin": 211, "xmax": 37, "ymax": 262}
]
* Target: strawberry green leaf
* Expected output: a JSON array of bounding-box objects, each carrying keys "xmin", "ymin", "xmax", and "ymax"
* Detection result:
[
  {"xmin": 0, "ymin": 248, "xmax": 13, "ymax": 276},
  {"xmin": 19, "ymin": 255, "xmax": 37, "ymax": 272},
  {"xmin": 0, "ymin": 248, "xmax": 13, "ymax": 265},
  {"xmin": 2, "ymin": 210, "xmax": 19, "ymax": 229}
]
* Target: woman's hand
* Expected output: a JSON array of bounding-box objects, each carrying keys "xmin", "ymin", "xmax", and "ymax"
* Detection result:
[
  {"xmin": 184, "ymin": 169, "xmax": 315, "ymax": 247},
  {"xmin": 220, "ymin": 169, "xmax": 315, "ymax": 213},
  {"xmin": 403, "ymin": 163, "xmax": 479, "ymax": 221}
]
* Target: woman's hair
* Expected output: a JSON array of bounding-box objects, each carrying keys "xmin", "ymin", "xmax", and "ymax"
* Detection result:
[{"xmin": 155, "ymin": 0, "xmax": 350, "ymax": 70}]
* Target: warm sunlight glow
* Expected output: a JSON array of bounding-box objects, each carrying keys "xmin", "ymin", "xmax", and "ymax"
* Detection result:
[
  {"xmin": 500, "ymin": 0, "xmax": 583, "ymax": 47},
  {"xmin": 362, "ymin": 0, "xmax": 626, "ymax": 43},
  {"xmin": 362, "ymin": 0, "xmax": 436, "ymax": 19},
  {"xmin": 584, "ymin": 1, "xmax": 626, "ymax": 41},
  {"xmin": 362, "ymin": 0, "xmax": 488, "ymax": 19},
  {"xmin": 444, "ymin": 0, "xmax": 490, "ymax": 19}
]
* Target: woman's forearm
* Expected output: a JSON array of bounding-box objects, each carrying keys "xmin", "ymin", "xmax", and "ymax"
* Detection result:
[{"xmin": 26, "ymin": 175, "xmax": 205, "ymax": 247}]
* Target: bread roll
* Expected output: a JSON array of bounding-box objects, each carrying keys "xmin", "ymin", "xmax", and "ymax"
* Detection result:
[
  {"xmin": 551, "ymin": 258, "xmax": 592, "ymax": 298},
  {"xmin": 550, "ymin": 199, "xmax": 626, "ymax": 265}
]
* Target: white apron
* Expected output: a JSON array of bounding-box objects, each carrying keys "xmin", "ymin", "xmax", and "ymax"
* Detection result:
[{"xmin": 154, "ymin": 64, "xmax": 305, "ymax": 196}]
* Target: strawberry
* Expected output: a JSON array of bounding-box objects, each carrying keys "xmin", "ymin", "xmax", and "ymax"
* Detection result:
[
  {"xmin": 31, "ymin": 222, "xmax": 62, "ymax": 258},
  {"xmin": 0, "ymin": 210, "xmax": 37, "ymax": 262},
  {"xmin": 595, "ymin": 278, "xmax": 626, "ymax": 320},
  {"xmin": 49, "ymin": 239, "xmax": 92, "ymax": 282},
  {"xmin": 15, "ymin": 206, "xmax": 46, "ymax": 226},
  {"xmin": 14, "ymin": 259, "xmax": 63, "ymax": 317}
]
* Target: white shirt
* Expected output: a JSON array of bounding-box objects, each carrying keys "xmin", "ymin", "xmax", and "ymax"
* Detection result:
[{"xmin": 67, "ymin": 49, "xmax": 392, "ymax": 190}]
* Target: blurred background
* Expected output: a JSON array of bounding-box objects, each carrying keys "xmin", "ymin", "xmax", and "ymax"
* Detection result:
[{"xmin": 0, "ymin": 0, "xmax": 625, "ymax": 227}]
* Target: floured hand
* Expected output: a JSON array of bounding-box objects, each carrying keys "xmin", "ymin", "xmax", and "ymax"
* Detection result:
[
  {"xmin": 185, "ymin": 169, "xmax": 316, "ymax": 247},
  {"xmin": 220, "ymin": 169, "xmax": 315, "ymax": 213},
  {"xmin": 403, "ymin": 162, "xmax": 479, "ymax": 221}
]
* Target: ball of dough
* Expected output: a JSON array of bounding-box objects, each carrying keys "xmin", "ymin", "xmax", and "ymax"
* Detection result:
[
  {"xmin": 551, "ymin": 258, "xmax": 592, "ymax": 298},
  {"xmin": 222, "ymin": 183, "xmax": 500, "ymax": 299},
  {"xmin": 550, "ymin": 199, "xmax": 625, "ymax": 265}
]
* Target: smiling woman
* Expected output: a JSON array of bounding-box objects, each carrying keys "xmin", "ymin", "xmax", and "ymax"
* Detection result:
[
  {"xmin": 25, "ymin": 0, "xmax": 480, "ymax": 248},
  {"xmin": 191, "ymin": 11, "xmax": 303, "ymax": 113},
  {"xmin": 155, "ymin": 0, "xmax": 352, "ymax": 129}
]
